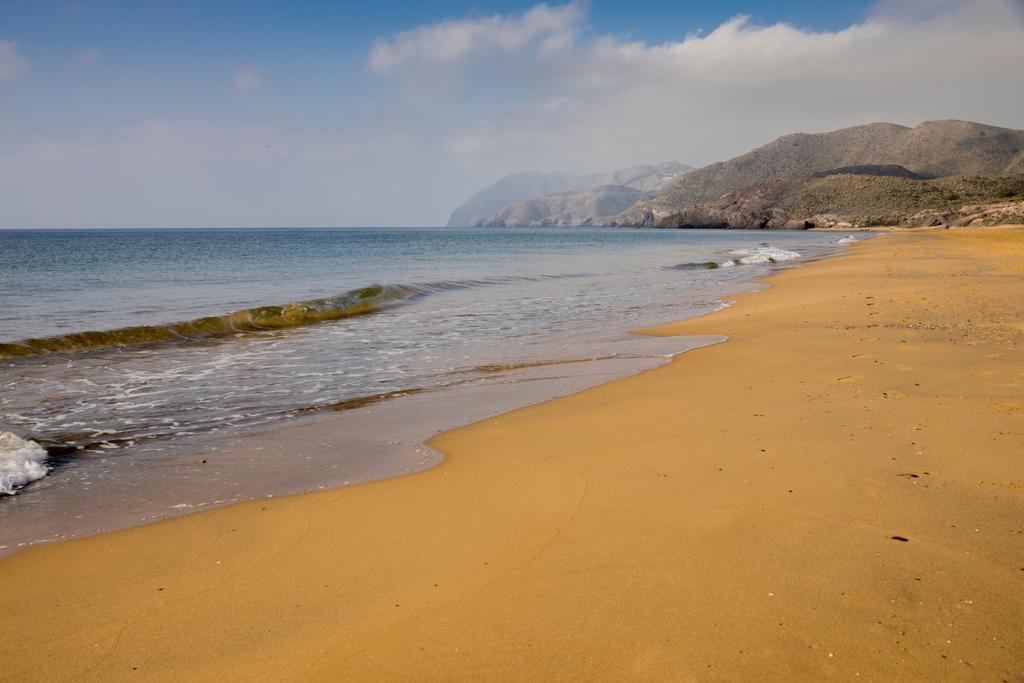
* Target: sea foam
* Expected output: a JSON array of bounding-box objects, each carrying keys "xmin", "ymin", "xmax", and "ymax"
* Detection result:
[
  {"xmin": 721, "ymin": 246, "xmax": 802, "ymax": 267},
  {"xmin": 0, "ymin": 432, "xmax": 49, "ymax": 495}
]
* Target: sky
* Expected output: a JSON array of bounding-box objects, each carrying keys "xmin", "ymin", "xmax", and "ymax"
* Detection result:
[{"xmin": 0, "ymin": 0, "xmax": 1022, "ymax": 228}]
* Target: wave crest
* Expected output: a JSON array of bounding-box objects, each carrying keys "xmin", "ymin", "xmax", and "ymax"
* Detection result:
[
  {"xmin": 0, "ymin": 284, "xmax": 418, "ymax": 359},
  {"xmin": 1, "ymin": 432, "xmax": 49, "ymax": 495},
  {"xmin": 721, "ymin": 246, "xmax": 802, "ymax": 267}
]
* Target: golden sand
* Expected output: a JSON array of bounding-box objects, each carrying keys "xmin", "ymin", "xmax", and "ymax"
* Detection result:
[{"xmin": 1, "ymin": 228, "xmax": 1022, "ymax": 681}]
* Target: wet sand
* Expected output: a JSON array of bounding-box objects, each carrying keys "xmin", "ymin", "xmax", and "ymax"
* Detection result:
[
  {"xmin": 1, "ymin": 227, "xmax": 1022, "ymax": 680},
  {"xmin": 0, "ymin": 334, "xmax": 722, "ymax": 557}
]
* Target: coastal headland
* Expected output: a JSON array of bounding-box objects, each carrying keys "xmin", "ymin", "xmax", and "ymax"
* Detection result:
[{"xmin": 1, "ymin": 227, "xmax": 1022, "ymax": 680}]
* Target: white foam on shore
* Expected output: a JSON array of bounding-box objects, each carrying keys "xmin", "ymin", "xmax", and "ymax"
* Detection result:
[
  {"xmin": 838, "ymin": 235, "xmax": 858, "ymax": 244},
  {"xmin": 0, "ymin": 432, "xmax": 49, "ymax": 495},
  {"xmin": 721, "ymin": 246, "xmax": 802, "ymax": 267}
]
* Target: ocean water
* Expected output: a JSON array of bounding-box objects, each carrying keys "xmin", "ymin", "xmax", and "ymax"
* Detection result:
[{"xmin": 0, "ymin": 227, "xmax": 852, "ymax": 540}]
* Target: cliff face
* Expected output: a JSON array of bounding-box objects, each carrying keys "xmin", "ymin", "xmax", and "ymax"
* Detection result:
[
  {"xmin": 613, "ymin": 120, "xmax": 1024, "ymax": 226},
  {"xmin": 446, "ymin": 172, "xmax": 601, "ymax": 227},
  {"xmin": 483, "ymin": 185, "xmax": 645, "ymax": 227},
  {"xmin": 447, "ymin": 162, "xmax": 692, "ymax": 227},
  {"xmin": 652, "ymin": 173, "xmax": 1024, "ymax": 230}
]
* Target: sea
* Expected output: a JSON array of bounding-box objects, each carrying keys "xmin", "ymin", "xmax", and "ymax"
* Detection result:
[{"xmin": 0, "ymin": 227, "xmax": 855, "ymax": 552}]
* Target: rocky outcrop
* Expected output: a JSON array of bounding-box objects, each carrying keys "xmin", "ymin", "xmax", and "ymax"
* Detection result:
[{"xmin": 904, "ymin": 202, "xmax": 1024, "ymax": 228}]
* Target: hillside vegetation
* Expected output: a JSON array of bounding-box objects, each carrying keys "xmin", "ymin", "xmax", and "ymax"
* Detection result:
[{"xmin": 653, "ymin": 173, "xmax": 1024, "ymax": 229}]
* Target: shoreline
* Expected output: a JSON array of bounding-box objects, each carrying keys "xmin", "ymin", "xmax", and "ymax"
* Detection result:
[
  {"xmin": 0, "ymin": 333, "xmax": 725, "ymax": 558},
  {"xmin": 3, "ymin": 228, "xmax": 848, "ymax": 557},
  {"xmin": 1, "ymin": 227, "xmax": 1022, "ymax": 679},
  {"xmin": 4, "ymin": 229, "xmax": 847, "ymax": 557}
]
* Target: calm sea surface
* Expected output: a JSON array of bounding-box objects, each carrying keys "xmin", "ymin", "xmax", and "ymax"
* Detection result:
[{"xmin": 0, "ymin": 227, "xmax": 850, "ymax": 505}]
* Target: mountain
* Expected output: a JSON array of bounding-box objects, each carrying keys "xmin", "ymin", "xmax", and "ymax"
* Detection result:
[
  {"xmin": 591, "ymin": 161, "xmax": 693, "ymax": 193},
  {"xmin": 613, "ymin": 120, "xmax": 1024, "ymax": 226},
  {"xmin": 448, "ymin": 162, "xmax": 692, "ymax": 227},
  {"xmin": 651, "ymin": 172, "xmax": 1024, "ymax": 229},
  {"xmin": 483, "ymin": 185, "xmax": 646, "ymax": 227},
  {"xmin": 446, "ymin": 172, "xmax": 602, "ymax": 227}
]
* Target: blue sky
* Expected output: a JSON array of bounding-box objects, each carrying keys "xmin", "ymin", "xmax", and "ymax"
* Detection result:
[
  {"xmin": 1, "ymin": 1, "xmax": 871, "ymax": 125},
  {"xmin": 0, "ymin": 1, "xmax": 1021, "ymax": 227},
  {"xmin": 2, "ymin": 2, "xmax": 873, "ymax": 61}
]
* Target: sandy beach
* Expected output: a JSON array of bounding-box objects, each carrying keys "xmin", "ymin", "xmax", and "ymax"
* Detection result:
[{"xmin": 1, "ymin": 227, "xmax": 1022, "ymax": 681}]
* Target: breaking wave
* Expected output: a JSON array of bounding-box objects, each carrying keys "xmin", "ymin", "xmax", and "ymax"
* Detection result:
[
  {"xmin": 0, "ymin": 284, "xmax": 415, "ymax": 359},
  {"xmin": 0, "ymin": 277, "xmax": 571, "ymax": 360},
  {"xmin": 721, "ymin": 246, "xmax": 802, "ymax": 267},
  {"xmin": 1, "ymin": 432, "xmax": 49, "ymax": 495}
]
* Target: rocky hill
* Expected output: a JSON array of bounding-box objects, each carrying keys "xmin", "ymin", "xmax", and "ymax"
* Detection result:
[
  {"xmin": 591, "ymin": 162, "xmax": 692, "ymax": 193},
  {"xmin": 448, "ymin": 162, "xmax": 691, "ymax": 227},
  {"xmin": 614, "ymin": 120, "xmax": 1024, "ymax": 226},
  {"xmin": 446, "ymin": 172, "xmax": 602, "ymax": 227},
  {"xmin": 483, "ymin": 185, "xmax": 645, "ymax": 227},
  {"xmin": 651, "ymin": 173, "xmax": 1024, "ymax": 229}
]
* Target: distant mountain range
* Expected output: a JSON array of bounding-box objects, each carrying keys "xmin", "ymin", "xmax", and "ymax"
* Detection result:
[
  {"xmin": 447, "ymin": 162, "xmax": 692, "ymax": 227},
  {"xmin": 449, "ymin": 120, "xmax": 1024, "ymax": 229}
]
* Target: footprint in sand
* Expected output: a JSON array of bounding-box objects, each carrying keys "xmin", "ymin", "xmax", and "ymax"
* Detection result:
[{"xmin": 836, "ymin": 375, "xmax": 861, "ymax": 384}]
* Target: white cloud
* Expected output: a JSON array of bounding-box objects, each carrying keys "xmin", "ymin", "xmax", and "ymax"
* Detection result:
[
  {"xmin": 232, "ymin": 65, "xmax": 264, "ymax": 93},
  {"xmin": 0, "ymin": 40, "xmax": 27, "ymax": 82},
  {"xmin": 369, "ymin": 2, "xmax": 586, "ymax": 73},
  {"xmin": 73, "ymin": 48, "xmax": 102, "ymax": 66}
]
